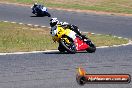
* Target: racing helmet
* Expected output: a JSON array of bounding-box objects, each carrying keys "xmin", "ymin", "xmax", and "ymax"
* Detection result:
[
  {"xmin": 34, "ymin": 3, "xmax": 38, "ymax": 7},
  {"xmin": 50, "ymin": 18, "xmax": 59, "ymax": 27}
]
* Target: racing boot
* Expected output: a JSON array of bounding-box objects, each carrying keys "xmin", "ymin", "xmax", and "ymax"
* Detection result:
[{"xmin": 81, "ymin": 35, "xmax": 93, "ymax": 46}]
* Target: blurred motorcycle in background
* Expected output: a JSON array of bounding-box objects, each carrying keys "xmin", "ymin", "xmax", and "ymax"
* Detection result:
[{"xmin": 31, "ymin": 3, "xmax": 51, "ymax": 17}]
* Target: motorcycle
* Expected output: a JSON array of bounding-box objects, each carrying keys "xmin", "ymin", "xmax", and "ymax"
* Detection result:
[
  {"xmin": 50, "ymin": 24, "xmax": 96, "ymax": 54},
  {"xmin": 31, "ymin": 5, "xmax": 51, "ymax": 17}
]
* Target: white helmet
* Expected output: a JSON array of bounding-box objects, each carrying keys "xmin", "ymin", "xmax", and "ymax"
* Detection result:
[
  {"xmin": 50, "ymin": 18, "xmax": 59, "ymax": 27},
  {"xmin": 34, "ymin": 3, "xmax": 38, "ymax": 6}
]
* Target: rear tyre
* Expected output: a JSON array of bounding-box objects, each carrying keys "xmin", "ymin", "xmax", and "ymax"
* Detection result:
[
  {"xmin": 60, "ymin": 39, "xmax": 76, "ymax": 54},
  {"xmin": 46, "ymin": 12, "xmax": 51, "ymax": 17},
  {"xmin": 86, "ymin": 40, "xmax": 96, "ymax": 53}
]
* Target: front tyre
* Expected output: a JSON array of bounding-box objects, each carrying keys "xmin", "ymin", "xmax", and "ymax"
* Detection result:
[
  {"xmin": 58, "ymin": 44, "xmax": 65, "ymax": 53},
  {"xmin": 60, "ymin": 39, "xmax": 76, "ymax": 54}
]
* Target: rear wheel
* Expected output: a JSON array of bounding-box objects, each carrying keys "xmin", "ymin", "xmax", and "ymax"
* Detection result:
[
  {"xmin": 46, "ymin": 12, "xmax": 51, "ymax": 17},
  {"xmin": 85, "ymin": 39, "xmax": 96, "ymax": 53},
  {"xmin": 60, "ymin": 38, "xmax": 76, "ymax": 54}
]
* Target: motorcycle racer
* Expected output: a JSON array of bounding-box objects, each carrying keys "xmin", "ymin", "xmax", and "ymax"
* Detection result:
[
  {"xmin": 31, "ymin": 3, "xmax": 39, "ymax": 14},
  {"xmin": 50, "ymin": 18, "xmax": 88, "ymax": 41},
  {"xmin": 50, "ymin": 18, "xmax": 96, "ymax": 53},
  {"xmin": 31, "ymin": 3, "xmax": 49, "ymax": 16}
]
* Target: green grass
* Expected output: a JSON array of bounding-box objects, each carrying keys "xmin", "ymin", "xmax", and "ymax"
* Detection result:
[
  {"xmin": 16, "ymin": 0, "xmax": 33, "ymax": 3},
  {"xmin": 1, "ymin": 0, "xmax": 132, "ymax": 14},
  {"xmin": 0, "ymin": 22, "xmax": 57, "ymax": 53},
  {"xmin": 0, "ymin": 22, "xmax": 128, "ymax": 53},
  {"xmin": 88, "ymin": 34, "xmax": 128, "ymax": 46}
]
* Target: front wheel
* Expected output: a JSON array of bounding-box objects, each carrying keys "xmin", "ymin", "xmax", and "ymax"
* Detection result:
[
  {"xmin": 59, "ymin": 38, "xmax": 76, "ymax": 54},
  {"xmin": 35, "ymin": 13, "xmax": 42, "ymax": 17},
  {"xmin": 58, "ymin": 44, "xmax": 65, "ymax": 53}
]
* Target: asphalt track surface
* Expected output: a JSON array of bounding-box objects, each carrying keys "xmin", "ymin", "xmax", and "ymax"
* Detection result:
[{"xmin": 0, "ymin": 3, "xmax": 132, "ymax": 88}]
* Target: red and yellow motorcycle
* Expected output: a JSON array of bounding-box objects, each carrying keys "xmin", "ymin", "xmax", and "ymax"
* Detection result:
[{"xmin": 50, "ymin": 25, "xmax": 96, "ymax": 54}]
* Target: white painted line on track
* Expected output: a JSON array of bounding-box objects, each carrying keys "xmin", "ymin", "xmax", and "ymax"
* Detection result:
[
  {"xmin": 97, "ymin": 46, "xmax": 109, "ymax": 48},
  {"xmin": 11, "ymin": 22, "xmax": 16, "ymax": 24},
  {"xmin": 91, "ymin": 33, "xmax": 95, "ymax": 35},
  {"xmin": 41, "ymin": 26, "xmax": 46, "ymax": 28},
  {"xmin": 0, "ymin": 50, "xmax": 59, "ymax": 55},
  {"xmin": 118, "ymin": 37, "xmax": 123, "ymax": 39},
  {"xmin": 3, "ymin": 21, "xmax": 9, "ymax": 22},
  {"xmin": 27, "ymin": 24, "xmax": 32, "ymax": 26},
  {"xmin": 34, "ymin": 25, "xmax": 39, "ymax": 27},
  {"xmin": 19, "ymin": 23, "xmax": 23, "ymax": 25}
]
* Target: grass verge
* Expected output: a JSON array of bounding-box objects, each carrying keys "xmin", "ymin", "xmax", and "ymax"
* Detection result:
[
  {"xmin": 1, "ymin": 0, "xmax": 132, "ymax": 14},
  {"xmin": 0, "ymin": 21, "xmax": 128, "ymax": 53}
]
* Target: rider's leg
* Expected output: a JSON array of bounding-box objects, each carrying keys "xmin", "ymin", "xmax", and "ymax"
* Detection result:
[
  {"xmin": 70, "ymin": 25, "xmax": 92, "ymax": 45},
  {"xmin": 70, "ymin": 25, "xmax": 88, "ymax": 40}
]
